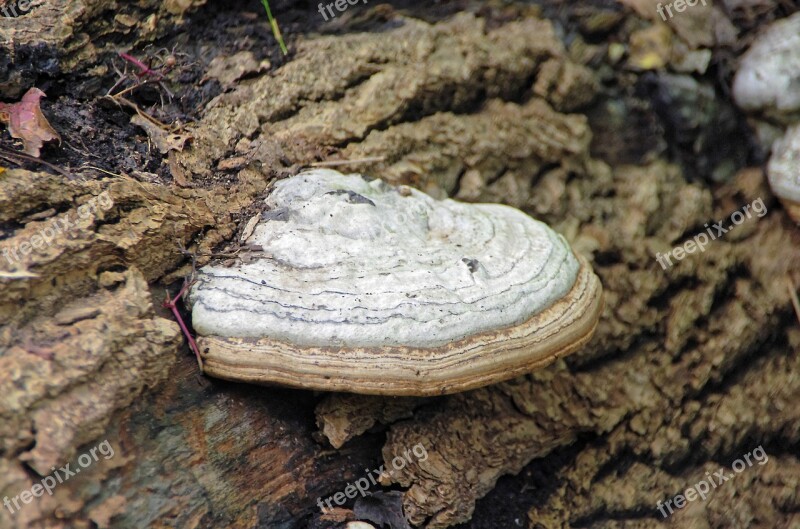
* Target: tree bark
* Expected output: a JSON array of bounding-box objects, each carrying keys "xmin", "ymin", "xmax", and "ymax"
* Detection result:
[{"xmin": 1, "ymin": 2, "xmax": 798, "ymax": 529}]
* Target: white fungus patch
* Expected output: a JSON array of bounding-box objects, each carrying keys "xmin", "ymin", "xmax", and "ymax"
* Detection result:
[
  {"xmin": 188, "ymin": 169, "xmax": 580, "ymax": 348},
  {"xmin": 768, "ymin": 123, "xmax": 800, "ymax": 205},
  {"xmin": 732, "ymin": 12, "xmax": 800, "ymax": 114}
]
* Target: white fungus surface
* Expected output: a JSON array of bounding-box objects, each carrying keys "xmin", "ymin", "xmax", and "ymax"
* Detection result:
[
  {"xmin": 732, "ymin": 12, "xmax": 800, "ymax": 114},
  {"xmin": 188, "ymin": 169, "xmax": 580, "ymax": 348},
  {"xmin": 768, "ymin": 123, "xmax": 800, "ymax": 203}
]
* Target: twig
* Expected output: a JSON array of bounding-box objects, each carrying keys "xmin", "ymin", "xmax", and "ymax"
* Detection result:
[
  {"xmin": 0, "ymin": 149, "xmax": 73, "ymax": 179},
  {"xmin": 787, "ymin": 276, "xmax": 800, "ymax": 324},
  {"xmin": 118, "ymin": 51, "xmax": 165, "ymax": 80},
  {"xmin": 163, "ymin": 278, "xmax": 203, "ymax": 371},
  {"xmin": 107, "ymin": 79, "xmax": 160, "ymax": 101},
  {"xmin": 170, "ymin": 243, "xmax": 267, "ymax": 263},
  {"xmin": 0, "ymin": 269, "xmax": 40, "ymax": 279},
  {"xmin": 108, "ymin": 52, "xmax": 175, "ymax": 107},
  {"xmin": 106, "ymin": 62, "xmax": 131, "ymax": 97},
  {"xmin": 103, "ymin": 95, "xmax": 170, "ymax": 130},
  {"xmin": 176, "ymin": 240, "xmax": 198, "ymax": 272},
  {"xmin": 63, "ymin": 139, "xmax": 100, "ymax": 160},
  {"xmin": 309, "ymin": 156, "xmax": 387, "ymax": 168},
  {"xmin": 79, "ymin": 164, "xmax": 125, "ymax": 178}
]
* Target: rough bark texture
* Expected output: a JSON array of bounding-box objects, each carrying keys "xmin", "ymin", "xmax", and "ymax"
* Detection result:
[
  {"xmin": 1, "ymin": 2, "xmax": 799, "ymax": 529},
  {"xmin": 382, "ymin": 166, "xmax": 800, "ymax": 526},
  {"xmin": 0, "ymin": 0, "xmax": 207, "ymax": 97}
]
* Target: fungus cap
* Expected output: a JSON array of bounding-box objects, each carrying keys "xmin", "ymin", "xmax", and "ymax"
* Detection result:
[
  {"xmin": 188, "ymin": 170, "xmax": 603, "ymax": 396},
  {"xmin": 732, "ymin": 12, "xmax": 800, "ymax": 114},
  {"xmin": 768, "ymin": 123, "xmax": 800, "ymax": 223}
]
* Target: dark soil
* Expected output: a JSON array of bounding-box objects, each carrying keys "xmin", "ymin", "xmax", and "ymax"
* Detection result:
[
  {"xmin": 3, "ymin": 0, "xmax": 792, "ymax": 185},
  {"xmin": 0, "ymin": 0, "xmax": 487, "ymax": 186}
]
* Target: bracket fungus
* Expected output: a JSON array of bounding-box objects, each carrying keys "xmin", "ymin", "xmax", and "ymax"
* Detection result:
[
  {"xmin": 732, "ymin": 12, "xmax": 800, "ymax": 224},
  {"xmin": 732, "ymin": 12, "xmax": 800, "ymax": 117},
  {"xmin": 767, "ymin": 123, "xmax": 800, "ymax": 224},
  {"xmin": 187, "ymin": 170, "xmax": 603, "ymax": 396}
]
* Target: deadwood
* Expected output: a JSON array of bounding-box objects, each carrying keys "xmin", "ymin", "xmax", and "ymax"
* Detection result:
[{"xmin": 0, "ymin": 3, "xmax": 798, "ymax": 529}]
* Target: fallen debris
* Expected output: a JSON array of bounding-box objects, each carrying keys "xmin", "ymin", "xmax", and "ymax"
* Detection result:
[{"xmin": 0, "ymin": 88, "xmax": 61, "ymax": 157}]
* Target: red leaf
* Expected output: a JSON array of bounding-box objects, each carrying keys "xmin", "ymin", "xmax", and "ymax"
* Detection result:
[{"xmin": 0, "ymin": 87, "xmax": 61, "ymax": 157}]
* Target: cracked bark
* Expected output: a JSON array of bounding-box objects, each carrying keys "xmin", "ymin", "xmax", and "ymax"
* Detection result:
[{"xmin": 1, "ymin": 3, "xmax": 798, "ymax": 529}]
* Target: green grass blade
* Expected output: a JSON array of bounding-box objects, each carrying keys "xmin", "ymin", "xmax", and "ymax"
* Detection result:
[{"xmin": 260, "ymin": 0, "xmax": 288, "ymax": 55}]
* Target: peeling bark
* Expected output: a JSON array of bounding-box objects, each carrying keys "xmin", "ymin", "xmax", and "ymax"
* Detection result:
[{"xmin": 1, "ymin": 3, "xmax": 798, "ymax": 529}]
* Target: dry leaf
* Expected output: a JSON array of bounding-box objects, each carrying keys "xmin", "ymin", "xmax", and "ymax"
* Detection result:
[
  {"xmin": 0, "ymin": 87, "xmax": 61, "ymax": 157},
  {"xmin": 131, "ymin": 114, "xmax": 192, "ymax": 154},
  {"xmin": 239, "ymin": 214, "xmax": 261, "ymax": 243},
  {"xmin": 167, "ymin": 151, "xmax": 193, "ymax": 187}
]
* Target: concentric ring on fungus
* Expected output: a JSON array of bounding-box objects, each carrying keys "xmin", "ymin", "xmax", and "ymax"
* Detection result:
[{"xmin": 187, "ymin": 169, "xmax": 603, "ymax": 396}]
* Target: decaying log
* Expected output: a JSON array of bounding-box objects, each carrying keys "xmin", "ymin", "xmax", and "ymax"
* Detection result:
[
  {"xmin": 1, "ymin": 2, "xmax": 799, "ymax": 529},
  {"xmin": 383, "ymin": 206, "xmax": 800, "ymax": 526},
  {"xmin": 0, "ymin": 0, "xmax": 207, "ymax": 97},
  {"xmin": 321, "ymin": 165, "xmax": 800, "ymax": 527},
  {"xmin": 173, "ymin": 11, "xmax": 596, "ymax": 193},
  {"xmin": 316, "ymin": 395, "xmax": 425, "ymax": 450}
]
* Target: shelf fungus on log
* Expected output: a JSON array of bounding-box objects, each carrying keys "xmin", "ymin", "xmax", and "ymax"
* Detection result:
[
  {"xmin": 187, "ymin": 170, "xmax": 603, "ymax": 396},
  {"xmin": 732, "ymin": 11, "xmax": 800, "ymax": 118},
  {"xmin": 732, "ymin": 11, "xmax": 800, "ymax": 224},
  {"xmin": 767, "ymin": 123, "xmax": 800, "ymax": 223}
]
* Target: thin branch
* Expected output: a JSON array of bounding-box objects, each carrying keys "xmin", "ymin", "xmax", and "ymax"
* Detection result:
[
  {"xmin": 0, "ymin": 149, "xmax": 73, "ymax": 179},
  {"xmin": 79, "ymin": 164, "xmax": 125, "ymax": 178},
  {"xmin": 787, "ymin": 276, "xmax": 800, "ymax": 324},
  {"xmin": 309, "ymin": 156, "xmax": 387, "ymax": 168},
  {"xmin": 163, "ymin": 278, "xmax": 203, "ymax": 371}
]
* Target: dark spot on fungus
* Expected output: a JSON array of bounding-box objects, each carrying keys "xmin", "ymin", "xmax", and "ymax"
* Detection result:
[
  {"xmin": 262, "ymin": 207, "xmax": 289, "ymax": 222},
  {"xmin": 462, "ymin": 257, "xmax": 480, "ymax": 273},
  {"xmin": 325, "ymin": 189, "xmax": 376, "ymax": 207}
]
